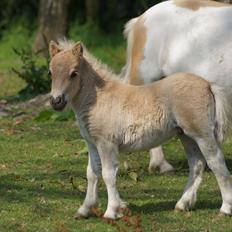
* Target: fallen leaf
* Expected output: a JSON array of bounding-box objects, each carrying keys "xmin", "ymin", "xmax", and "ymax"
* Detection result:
[
  {"xmin": 79, "ymin": 146, "xmax": 88, "ymax": 155},
  {"xmin": 129, "ymin": 172, "xmax": 139, "ymax": 182},
  {"xmin": 4, "ymin": 129, "xmax": 16, "ymax": 136},
  {"xmin": 123, "ymin": 161, "xmax": 132, "ymax": 171},
  {"xmin": 13, "ymin": 119, "xmax": 24, "ymax": 125},
  {"xmin": 0, "ymin": 164, "xmax": 7, "ymax": 170}
]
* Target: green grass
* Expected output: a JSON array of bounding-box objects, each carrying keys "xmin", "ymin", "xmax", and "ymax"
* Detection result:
[
  {"xmin": 1, "ymin": 115, "xmax": 232, "ymax": 232},
  {"xmin": 1, "ymin": 22, "xmax": 232, "ymax": 232}
]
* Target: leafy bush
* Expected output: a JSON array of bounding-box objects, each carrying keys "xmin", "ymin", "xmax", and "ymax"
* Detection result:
[{"xmin": 12, "ymin": 47, "xmax": 50, "ymax": 97}]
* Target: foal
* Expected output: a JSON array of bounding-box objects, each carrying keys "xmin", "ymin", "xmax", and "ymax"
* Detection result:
[{"xmin": 49, "ymin": 40, "xmax": 232, "ymax": 219}]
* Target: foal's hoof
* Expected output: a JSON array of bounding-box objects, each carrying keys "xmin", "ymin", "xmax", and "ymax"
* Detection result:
[
  {"xmin": 103, "ymin": 213, "xmax": 123, "ymax": 220},
  {"xmin": 74, "ymin": 212, "xmax": 89, "ymax": 219},
  {"xmin": 74, "ymin": 210, "xmax": 91, "ymax": 219},
  {"xmin": 103, "ymin": 209, "xmax": 124, "ymax": 220},
  {"xmin": 74, "ymin": 206, "xmax": 91, "ymax": 219}
]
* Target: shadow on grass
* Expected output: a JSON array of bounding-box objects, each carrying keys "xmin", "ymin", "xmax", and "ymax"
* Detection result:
[
  {"xmin": 169, "ymin": 154, "xmax": 232, "ymax": 173},
  {"xmin": 129, "ymin": 199, "xmax": 221, "ymax": 215},
  {"xmin": 0, "ymin": 169, "xmax": 86, "ymax": 204}
]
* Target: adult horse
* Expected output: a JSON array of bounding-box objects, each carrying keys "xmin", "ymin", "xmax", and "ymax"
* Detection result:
[{"xmin": 123, "ymin": 0, "xmax": 232, "ymax": 174}]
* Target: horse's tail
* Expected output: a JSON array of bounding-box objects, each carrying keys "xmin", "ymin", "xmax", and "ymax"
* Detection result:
[
  {"xmin": 123, "ymin": 17, "xmax": 138, "ymax": 39},
  {"xmin": 210, "ymin": 84, "xmax": 232, "ymax": 144},
  {"xmin": 121, "ymin": 18, "xmax": 139, "ymax": 82}
]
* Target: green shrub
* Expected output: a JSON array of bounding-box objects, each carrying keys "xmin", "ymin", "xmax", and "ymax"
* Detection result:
[{"xmin": 12, "ymin": 47, "xmax": 50, "ymax": 97}]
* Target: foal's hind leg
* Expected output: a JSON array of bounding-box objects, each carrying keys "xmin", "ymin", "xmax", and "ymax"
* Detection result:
[
  {"xmin": 75, "ymin": 143, "xmax": 101, "ymax": 218},
  {"xmin": 175, "ymin": 135, "xmax": 206, "ymax": 212},
  {"xmin": 196, "ymin": 137, "xmax": 232, "ymax": 215}
]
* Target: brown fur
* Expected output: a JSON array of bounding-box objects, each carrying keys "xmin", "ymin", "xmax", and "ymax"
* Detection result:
[{"xmin": 174, "ymin": 0, "xmax": 231, "ymax": 11}]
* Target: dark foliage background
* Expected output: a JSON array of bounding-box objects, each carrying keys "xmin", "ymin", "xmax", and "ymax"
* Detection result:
[{"xmin": 0, "ymin": 0, "xmax": 163, "ymax": 35}]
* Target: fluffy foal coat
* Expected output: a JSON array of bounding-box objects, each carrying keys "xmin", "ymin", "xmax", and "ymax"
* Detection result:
[{"xmin": 49, "ymin": 41, "xmax": 232, "ymax": 219}]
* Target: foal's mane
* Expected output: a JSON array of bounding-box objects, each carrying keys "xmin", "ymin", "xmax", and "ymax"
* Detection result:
[{"xmin": 58, "ymin": 39, "xmax": 118, "ymax": 81}]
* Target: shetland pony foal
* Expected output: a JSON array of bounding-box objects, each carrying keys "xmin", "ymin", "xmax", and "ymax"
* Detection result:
[{"xmin": 49, "ymin": 41, "xmax": 232, "ymax": 219}]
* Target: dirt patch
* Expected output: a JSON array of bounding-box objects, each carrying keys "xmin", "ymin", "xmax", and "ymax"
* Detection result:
[
  {"xmin": 0, "ymin": 93, "xmax": 50, "ymax": 119},
  {"xmin": 18, "ymin": 93, "xmax": 50, "ymax": 109},
  {"xmin": 0, "ymin": 99, "xmax": 11, "ymax": 117}
]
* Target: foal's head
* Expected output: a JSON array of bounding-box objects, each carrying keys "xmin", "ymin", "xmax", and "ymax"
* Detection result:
[{"xmin": 49, "ymin": 41, "xmax": 83, "ymax": 111}]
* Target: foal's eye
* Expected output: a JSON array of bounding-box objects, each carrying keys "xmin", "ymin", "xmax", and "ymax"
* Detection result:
[
  {"xmin": 48, "ymin": 70, "xmax": 52, "ymax": 76},
  {"xmin": 70, "ymin": 71, "xmax": 79, "ymax": 79}
]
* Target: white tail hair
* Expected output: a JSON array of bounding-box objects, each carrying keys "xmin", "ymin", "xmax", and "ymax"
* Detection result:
[{"xmin": 210, "ymin": 84, "xmax": 232, "ymax": 144}]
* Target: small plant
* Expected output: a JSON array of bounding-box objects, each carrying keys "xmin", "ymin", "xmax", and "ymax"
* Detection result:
[{"xmin": 12, "ymin": 47, "xmax": 50, "ymax": 97}]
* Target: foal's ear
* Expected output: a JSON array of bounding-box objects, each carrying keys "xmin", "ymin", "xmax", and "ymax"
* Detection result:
[
  {"xmin": 72, "ymin": 42, "xmax": 83, "ymax": 59},
  {"xmin": 49, "ymin": 41, "xmax": 61, "ymax": 58}
]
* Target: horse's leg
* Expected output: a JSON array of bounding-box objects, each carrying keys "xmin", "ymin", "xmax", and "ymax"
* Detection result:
[
  {"xmin": 149, "ymin": 146, "xmax": 175, "ymax": 175},
  {"xmin": 97, "ymin": 142, "xmax": 123, "ymax": 219},
  {"xmin": 75, "ymin": 143, "xmax": 101, "ymax": 218},
  {"xmin": 196, "ymin": 137, "xmax": 232, "ymax": 215},
  {"xmin": 175, "ymin": 135, "xmax": 206, "ymax": 211}
]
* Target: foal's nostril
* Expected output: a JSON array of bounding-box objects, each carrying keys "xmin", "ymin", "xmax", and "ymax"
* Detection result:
[
  {"xmin": 50, "ymin": 94, "xmax": 67, "ymax": 111},
  {"xmin": 50, "ymin": 96, "xmax": 55, "ymax": 105},
  {"xmin": 54, "ymin": 96, "xmax": 62, "ymax": 104}
]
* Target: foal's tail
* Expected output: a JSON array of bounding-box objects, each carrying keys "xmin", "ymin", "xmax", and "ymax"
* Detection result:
[{"xmin": 210, "ymin": 84, "xmax": 232, "ymax": 144}]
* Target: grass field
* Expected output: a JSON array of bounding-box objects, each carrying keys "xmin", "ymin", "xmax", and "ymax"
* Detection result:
[{"xmin": 0, "ymin": 23, "xmax": 232, "ymax": 232}]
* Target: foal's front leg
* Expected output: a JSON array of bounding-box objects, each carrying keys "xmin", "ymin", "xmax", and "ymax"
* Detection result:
[
  {"xmin": 75, "ymin": 143, "xmax": 101, "ymax": 218},
  {"xmin": 97, "ymin": 142, "xmax": 124, "ymax": 219}
]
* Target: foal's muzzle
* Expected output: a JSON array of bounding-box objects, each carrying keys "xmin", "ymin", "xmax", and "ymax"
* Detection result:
[{"xmin": 50, "ymin": 94, "xmax": 67, "ymax": 111}]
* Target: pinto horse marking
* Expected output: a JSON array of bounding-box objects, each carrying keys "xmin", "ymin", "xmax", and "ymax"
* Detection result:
[{"xmin": 123, "ymin": 0, "xmax": 232, "ymax": 174}]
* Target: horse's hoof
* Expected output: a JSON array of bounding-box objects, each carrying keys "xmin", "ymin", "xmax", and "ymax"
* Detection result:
[
  {"xmin": 160, "ymin": 163, "xmax": 175, "ymax": 176},
  {"xmin": 219, "ymin": 211, "xmax": 232, "ymax": 217},
  {"xmin": 160, "ymin": 169, "xmax": 176, "ymax": 176},
  {"xmin": 148, "ymin": 163, "xmax": 175, "ymax": 175},
  {"xmin": 148, "ymin": 165, "xmax": 158, "ymax": 174}
]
